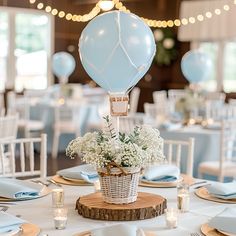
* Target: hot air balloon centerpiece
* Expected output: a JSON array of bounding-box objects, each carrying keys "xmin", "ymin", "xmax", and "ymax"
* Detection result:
[
  {"xmin": 175, "ymin": 50, "xmax": 213, "ymax": 124},
  {"xmin": 67, "ymin": 11, "xmax": 166, "ymax": 207}
]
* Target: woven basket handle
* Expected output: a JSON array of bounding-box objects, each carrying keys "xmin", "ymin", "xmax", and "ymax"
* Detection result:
[{"xmin": 106, "ymin": 161, "xmax": 127, "ymax": 175}]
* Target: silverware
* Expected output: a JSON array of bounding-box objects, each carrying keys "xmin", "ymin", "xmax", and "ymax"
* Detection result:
[
  {"xmin": 47, "ymin": 179, "xmax": 62, "ymax": 187},
  {"xmin": 191, "ymin": 232, "xmax": 203, "ymax": 236},
  {"xmin": 0, "ymin": 205, "xmax": 9, "ymax": 212},
  {"xmin": 191, "ymin": 181, "xmax": 208, "ymax": 186},
  {"xmin": 194, "ymin": 184, "xmax": 211, "ymax": 189},
  {"xmin": 31, "ymin": 180, "xmax": 50, "ymax": 187}
]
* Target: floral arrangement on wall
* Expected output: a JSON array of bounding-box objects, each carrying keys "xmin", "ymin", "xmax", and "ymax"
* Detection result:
[{"xmin": 153, "ymin": 28, "xmax": 178, "ymax": 66}]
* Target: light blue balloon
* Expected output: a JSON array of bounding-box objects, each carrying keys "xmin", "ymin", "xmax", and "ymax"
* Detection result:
[
  {"xmin": 79, "ymin": 10, "xmax": 156, "ymax": 93},
  {"xmin": 181, "ymin": 50, "xmax": 213, "ymax": 83},
  {"xmin": 52, "ymin": 52, "xmax": 76, "ymax": 78}
]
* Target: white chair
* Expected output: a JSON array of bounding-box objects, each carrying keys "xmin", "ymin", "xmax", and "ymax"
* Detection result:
[
  {"xmin": 228, "ymin": 98, "xmax": 236, "ymax": 106},
  {"xmin": 198, "ymin": 119, "xmax": 236, "ymax": 182},
  {"xmin": 0, "ymin": 115, "xmax": 18, "ymax": 141},
  {"xmin": 0, "ymin": 115, "xmax": 19, "ymax": 173},
  {"xmin": 52, "ymin": 102, "xmax": 81, "ymax": 159},
  {"xmin": 0, "ymin": 93, "xmax": 5, "ymax": 116},
  {"xmin": 0, "ymin": 133, "xmax": 47, "ymax": 178},
  {"xmin": 7, "ymin": 91, "xmax": 45, "ymax": 138},
  {"xmin": 205, "ymin": 92, "xmax": 226, "ymax": 102},
  {"xmin": 129, "ymin": 87, "xmax": 140, "ymax": 114},
  {"xmin": 118, "ymin": 114, "xmax": 144, "ymax": 133},
  {"xmin": 144, "ymin": 102, "xmax": 167, "ymax": 125},
  {"xmin": 164, "ymin": 137, "xmax": 195, "ymax": 177},
  {"xmin": 168, "ymin": 89, "xmax": 186, "ymax": 101},
  {"xmin": 153, "ymin": 90, "xmax": 167, "ymax": 104},
  {"xmin": 205, "ymin": 103, "xmax": 236, "ymax": 121},
  {"xmin": 168, "ymin": 89, "xmax": 186, "ymax": 114},
  {"xmin": 24, "ymin": 89, "xmax": 49, "ymax": 98}
]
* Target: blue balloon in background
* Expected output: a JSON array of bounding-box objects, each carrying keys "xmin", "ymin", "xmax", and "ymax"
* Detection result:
[
  {"xmin": 181, "ymin": 50, "xmax": 213, "ymax": 83},
  {"xmin": 52, "ymin": 52, "xmax": 76, "ymax": 78},
  {"xmin": 79, "ymin": 10, "xmax": 156, "ymax": 93}
]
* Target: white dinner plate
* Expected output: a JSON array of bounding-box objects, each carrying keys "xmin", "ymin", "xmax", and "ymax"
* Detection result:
[
  {"xmin": 217, "ymin": 229, "xmax": 236, "ymax": 236},
  {"xmin": 1, "ymin": 226, "xmax": 21, "ymax": 236}
]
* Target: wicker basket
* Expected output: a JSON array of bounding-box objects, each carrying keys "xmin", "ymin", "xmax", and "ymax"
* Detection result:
[{"xmin": 98, "ymin": 163, "xmax": 140, "ymax": 204}]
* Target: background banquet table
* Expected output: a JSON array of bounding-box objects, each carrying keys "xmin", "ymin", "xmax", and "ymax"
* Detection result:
[
  {"xmin": 6, "ymin": 180, "xmax": 233, "ymax": 236},
  {"xmin": 160, "ymin": 125, "xmax": 221, "ymax": 178}
]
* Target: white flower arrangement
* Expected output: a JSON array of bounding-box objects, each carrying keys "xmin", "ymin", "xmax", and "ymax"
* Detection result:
[
  {"xmin": 175, "ymin": 86, "xmax": 205, "ymax": 115},
  {"xmin": 66, "ymin": 116, "xmax": 165, "ymax": 168}
]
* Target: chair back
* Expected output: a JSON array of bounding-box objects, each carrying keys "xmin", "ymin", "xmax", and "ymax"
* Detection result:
[
  {"xmin": 129, "ymin": 87, "xmax": 140, "ymax": 114},
  {"xmin": 168, "ymin": 89, "xmax": 186, "ymax": 101},
  {"xmin": 144, "ymin": 102, "xmax": 167, "ymax": 124},
  {"xmin": 119, "ymin": 114, "xmax": 144, "ymax": 133},
  {"xmin": 164, "ymin": 137, "xmax": 195, "ymax": 177},
  {"xmin": 205, "ymin": 92, "xmax": 226, "ymax": 102},
  {"xmin": 0, "ymin": 134, "xmax": 47, "ymax": 178},
  {"xmin": 54, "ymin": 102, "xmax": 81, "ymax": 134},
  {"xmin": 220, "ymin": 119, "xmax": 236, "ymax": 168},
  {"xmin": 0, "ymin": 115, "xmax": 18, "ymax": 141},
  {"xmin": 205, "ymin": 103, "xmax": 236, "ymax": 121},
  {"xmin": 153, "ymin": 90, "xmax": 167, "ymax": 104}
]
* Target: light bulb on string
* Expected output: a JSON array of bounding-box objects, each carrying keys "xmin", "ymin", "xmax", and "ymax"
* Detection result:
[{"xmin": 98, "ymin": 0, "xmax": 114, "ymax": 11}]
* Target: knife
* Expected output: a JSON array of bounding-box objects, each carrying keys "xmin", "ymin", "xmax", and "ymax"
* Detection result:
[{"xmin": 47, "ymin": 179, "xmax": 62, "ymax": 187}]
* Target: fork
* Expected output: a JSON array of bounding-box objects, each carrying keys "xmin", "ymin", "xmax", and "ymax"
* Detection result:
[
  {"xmin": 191, "ymin": 232, "xmax": 203, "ymax": 236},
  {"xmin": 0, "ymin": 205, "xmax": 9, "ymax": 212},
  {"xmin": 31, "ymin": 180, "xmax": 51, "ymax": 187}
]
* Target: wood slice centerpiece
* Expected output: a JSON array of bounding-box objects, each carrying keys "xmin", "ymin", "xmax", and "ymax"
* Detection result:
[{"xmin": 76, "ymin": 192, "xmax": 167, "ymax": 221}]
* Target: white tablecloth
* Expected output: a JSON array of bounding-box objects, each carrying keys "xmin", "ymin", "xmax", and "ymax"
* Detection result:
[
  {"xmin": 160, "ymin": 125, "xmax": 221, "ymax": 178},
  {"xmin": 6, "ymin": 181, "xmax": 234, "ymax": 236}
]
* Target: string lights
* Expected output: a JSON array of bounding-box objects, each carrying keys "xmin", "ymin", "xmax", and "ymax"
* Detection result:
[{"xmin": 28, "ymin": 0, "xmax": 236, "ymax": 28}]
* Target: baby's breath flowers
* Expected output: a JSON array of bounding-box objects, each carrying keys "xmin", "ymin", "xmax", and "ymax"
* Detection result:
[{"xmin": 66, "ymin": 117, "xmax": 165, "ymax": 168}]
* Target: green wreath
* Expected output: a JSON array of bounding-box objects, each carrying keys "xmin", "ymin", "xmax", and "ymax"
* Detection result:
[{"xmin": 153, "ymin": 28, "xmax": 178, "ymax": 66}]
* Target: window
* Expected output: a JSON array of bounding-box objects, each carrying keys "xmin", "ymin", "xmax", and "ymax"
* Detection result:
[
  {"xmin": 197, "ymin": 41, "xmax": 236, "ymax": 93},
  {"xmin": 0, "ymin": 12, "xmax": 8, "ymax": 92},
  {"xmin": 0, "ymin": 7, "xmax": 54, "ymax": 92}
]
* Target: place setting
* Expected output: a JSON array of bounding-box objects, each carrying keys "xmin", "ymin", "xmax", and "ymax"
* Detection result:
[
  {"xmin": 0, "ymin": 178, "xmax": 51, "ymax": 202},
  {"xmin": 200, "ymin": 207, "xmax": 236, "ymax": 236},
  {"xmin": 0, "ymin": 211, "xmax": 40, "ymax": 236},
  {"xmin": 195, "ymin": 181, "xmax": 236, "ymax": 204},
  {"xmin": 50, "ymin": 164, "xmax": 98, "ymax": 186},
  {"xmin": 139, "ymin": 164, "xmax": 195, "ymax": 188}
]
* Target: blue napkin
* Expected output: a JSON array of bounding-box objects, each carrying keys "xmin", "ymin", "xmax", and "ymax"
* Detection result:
[
  {"xmin": 206, "ymin": 182, "xmax": 236, "ymax": 199},
  {"xmin": 0, "ymin": 178, "xmax": 43, "ymax": 199},
  {"xmin": 0, "ymin": 212, "xmax": 26, "ymax": 234},
  {"xmin": 142, "ymin": 164, "xmax": 180, "ymax": 182},
  {"xmin": 57, "ymin": 164, "xmax": 98, "ymax": 183},
  {"xmin": 208, "ymin": 207, "xmax": 236, "ymax": 234},
  {"xmin": 91, "ymin": 224, "xmax": 145, "ymax": 236}
]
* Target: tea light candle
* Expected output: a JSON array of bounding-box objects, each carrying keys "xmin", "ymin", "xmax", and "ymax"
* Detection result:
[
  {"xmin": 52, "ymin": 188, "xmax": 64, "ymax": 208},
  {"xmin": 53, "ymin": 208, "xmax": 68, "ymax": 230},
  {"xmin": 94, "ymin": 180, "xmax": 101, "ymax": 192},
  {"xmin": 165, "ymin": 208, "xmax": 178, "ymax": 229}
]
